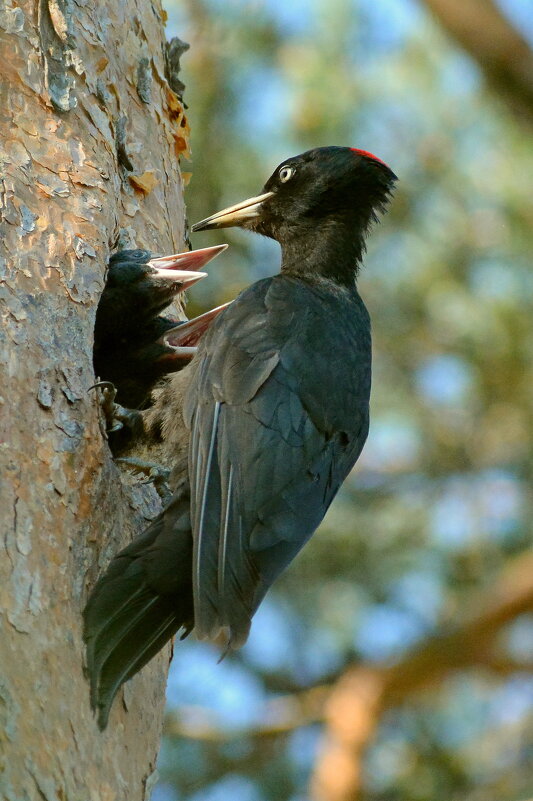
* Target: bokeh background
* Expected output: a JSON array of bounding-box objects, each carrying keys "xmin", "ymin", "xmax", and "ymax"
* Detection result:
[{"xmin": 154, "ymin": 1, "xmax": 533, "ymax": 799}]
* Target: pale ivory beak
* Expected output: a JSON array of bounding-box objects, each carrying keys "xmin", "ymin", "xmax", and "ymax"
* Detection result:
[{"xmin": 192, "ymin": 192, "xmax": 274, "ymax": 232}]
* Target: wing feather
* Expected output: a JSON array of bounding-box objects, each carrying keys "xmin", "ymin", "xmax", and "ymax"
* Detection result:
[
  {"xmin": 192, "ymin": 401, "xmax": 222, "ymax": 638},
  {"xmin": 185, "ymin": 275, "xmax": 371, "ymax": 646}
]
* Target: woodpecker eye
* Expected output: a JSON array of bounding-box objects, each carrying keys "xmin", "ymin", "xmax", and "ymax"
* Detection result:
[{"xmin": 278, "ymin": 166, "xmax": 294, "ymax": 183}]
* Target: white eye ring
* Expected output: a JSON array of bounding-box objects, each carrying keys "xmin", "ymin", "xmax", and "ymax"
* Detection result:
[{"xmin": 279, "ymin": 165, "xmax": 294, "ymax": 183}]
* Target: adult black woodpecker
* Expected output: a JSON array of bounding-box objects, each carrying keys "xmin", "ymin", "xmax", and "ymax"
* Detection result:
[
  {"xmin": 93, "ymin": 245, "xmax": 227, "ymax": 410},
  {"xmin": 84, "ymin": 146, "xmax": 397, "ymax": 728}
]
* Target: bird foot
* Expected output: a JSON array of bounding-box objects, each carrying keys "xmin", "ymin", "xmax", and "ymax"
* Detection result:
[
  {"xmin": 90, "ymin": 381, "xmax": 144, "ymax": 436},
  {"xmin": 115, "ymin": 458, "xmax": 172, "ymax": 505}
]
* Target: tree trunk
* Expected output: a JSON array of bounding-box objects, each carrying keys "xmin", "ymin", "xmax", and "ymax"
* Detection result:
[{"xmin": 0, "ymin": 1, "xmax": 188, "ymax": 798}]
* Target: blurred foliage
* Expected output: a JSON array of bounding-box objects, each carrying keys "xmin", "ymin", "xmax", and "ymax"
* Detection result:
[{"xmin": 154, "ymin": 1, "xmax": 533, "ymax": 799}]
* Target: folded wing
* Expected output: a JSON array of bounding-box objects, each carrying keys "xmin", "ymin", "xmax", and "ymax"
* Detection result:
[{"xmin": 184, "ymin": 276, "xmax": 371, "ymax": 647}]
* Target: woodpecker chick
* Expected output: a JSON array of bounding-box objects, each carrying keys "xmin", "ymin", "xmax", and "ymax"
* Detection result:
[{"xmin": 93, "ymin": 245, "xmax": 227, "ymax": 409}]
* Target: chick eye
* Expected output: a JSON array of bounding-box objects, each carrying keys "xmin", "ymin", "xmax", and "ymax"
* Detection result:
[{"xmin": 278, "ymin": 165, "xmax": 294, "ymax": 183}]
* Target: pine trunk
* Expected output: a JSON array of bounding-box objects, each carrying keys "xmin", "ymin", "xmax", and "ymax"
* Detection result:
[{"xmin": 0, "ymin": 1, "xmax": 188, "ymax": 797}]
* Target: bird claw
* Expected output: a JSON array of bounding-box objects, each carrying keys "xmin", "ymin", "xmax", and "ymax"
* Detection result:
[
  {"xmin": 115, "ymin": 458, "xmax": 172, "ymax": 505},
  {"xmin": 89, "ymin": 381, "xmax": 143, "ymax": 436}
]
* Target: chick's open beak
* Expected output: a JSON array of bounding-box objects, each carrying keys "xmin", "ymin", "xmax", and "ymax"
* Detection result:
[
  {"xmin": 148, "ymin": 244, "xmax": 228, "ymax": 271},
  {"xmin": 157, "ymin": 302, "xmax": 232, "ymax": 361}
]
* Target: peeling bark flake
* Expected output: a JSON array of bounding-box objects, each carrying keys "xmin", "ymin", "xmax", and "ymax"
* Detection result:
[
  {"xmin": 137, "ymin": 57, "xmax": 152, "ymax": 104},
  {"xmin": 165, "ymin": 37, "xmax": 189, "ymax": 100},
  {"xmin": 115, "ymin": 114, "xmax": 134, "ymax": 171},
  {"xmin": 129, "ymin": 170, "xmax": 159, "ymax": 195},
  {"xmin": 38, "ymin": 0, "xmax": 78, "ymax": 111}
]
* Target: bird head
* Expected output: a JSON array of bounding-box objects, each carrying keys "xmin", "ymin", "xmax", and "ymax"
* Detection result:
[
  {"xmin": 191, "ymin": 147, "xmax": 397, "ymax": 236},
  {"xmin": 192, "ymin": 147, "xmax": 396, "ymax": 283}
]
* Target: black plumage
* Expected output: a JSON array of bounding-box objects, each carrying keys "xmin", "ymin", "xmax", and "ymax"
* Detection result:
[
  {"xmin": 185, "ymin": 275, "xmax": 371, "ymax": 645},
  {"xmin": 84, "ymin": 146, "xmax": 397, "ymax": 727},
  {"xmin": 84, "ymin": 481, "xmax": 193, "ymax": 721},
  {"xmin": 93, "ymin": 246, "xmax": 225, "ymax": 409}
]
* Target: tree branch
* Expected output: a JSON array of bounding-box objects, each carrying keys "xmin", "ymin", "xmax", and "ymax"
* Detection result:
[
  {"xmin": 163, "ymin": 684, "xmax": 329, "ymax": 742},
  {"xmin": 163, "ymin": 550, "xmax": 533, "ymax": 801},
  {"xmin": 310, "ymin": 549, "xmax": 533, "ymax": 801},
  {"xmin": 421, "ymin": 0, "xmax": 533, "ymax": 127}
]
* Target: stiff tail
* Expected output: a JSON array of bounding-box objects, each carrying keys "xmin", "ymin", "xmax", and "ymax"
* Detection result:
[{"xmin": 83, "ymin": 486, "xmax": 193, "ymax": 729}]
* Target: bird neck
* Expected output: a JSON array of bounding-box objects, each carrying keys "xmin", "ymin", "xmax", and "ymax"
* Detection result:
[{"xmin": 279, "ymin": 219, "xmax": 366, "ymax": 288}]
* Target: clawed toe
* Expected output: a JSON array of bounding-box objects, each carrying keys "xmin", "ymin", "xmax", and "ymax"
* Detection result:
[
  {"xmin": 89, "ymin": 381, "xmax": 144, "ymax": 437},
  {"xmin": 115, "ymin": 458, "xmax": 172, "ymax": 504}
]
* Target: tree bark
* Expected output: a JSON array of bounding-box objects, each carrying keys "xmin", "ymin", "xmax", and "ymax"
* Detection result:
[{"xmin": 0, "ymin": 1, "xmax": 188, "ymax": 798}]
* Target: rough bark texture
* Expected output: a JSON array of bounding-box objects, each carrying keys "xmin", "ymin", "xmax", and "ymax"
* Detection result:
[{"xmin": 0, "ymin": 1, "xmax": 189, "ymax": 798}]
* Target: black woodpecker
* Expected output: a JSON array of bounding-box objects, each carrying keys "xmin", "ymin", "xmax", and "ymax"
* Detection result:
[{"xmin": 84, "ymin": 146, "xmax": 397, "ymax": 728}]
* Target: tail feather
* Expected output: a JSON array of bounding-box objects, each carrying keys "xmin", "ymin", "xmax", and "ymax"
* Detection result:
[
  {"xmin": 92, "ymin": 595, "xmax": 181, "ymax": 729},
  {"xmin": 83, "ymin": 486, "xmax": 194, "ymax": 729},
  {"xmin": 86, "ymin": 579, "xmax": 150, "ymax": 685}
]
